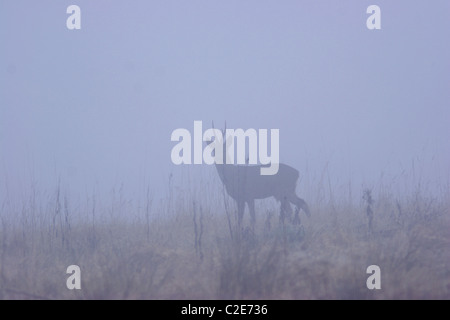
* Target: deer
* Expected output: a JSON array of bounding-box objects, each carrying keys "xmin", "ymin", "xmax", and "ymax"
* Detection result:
[{"xmin": 207, "ymin": 123, "xmax": 310, "ymax": 230}]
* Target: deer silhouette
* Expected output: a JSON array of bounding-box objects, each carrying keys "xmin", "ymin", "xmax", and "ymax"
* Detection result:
[{"xmin": 207, "ymin": 123, "xmax": 310, "ymax": 229}]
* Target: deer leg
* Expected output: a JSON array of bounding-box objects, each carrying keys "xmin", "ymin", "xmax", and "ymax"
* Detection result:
[
  {"xmin": 293, "ymin": 206, "xmax": 301, "ymax": 225},
  {"xmin": 248, "ymin": 200, "xmax": 256, "ymax": 230},
  {"xmin": 288, "ymin": 194, "xmax": 310, "ymax": 218},
  {"xmin": 279, "ymin": 201, "xmax": 285, "ymax": 224},
  {"xmin": 280, "ymin": 198, "xmax": 292, "ymax": 224},
  {"xmin": 289, "ymin": 195, "xmax": 301, "ymax": 225}
]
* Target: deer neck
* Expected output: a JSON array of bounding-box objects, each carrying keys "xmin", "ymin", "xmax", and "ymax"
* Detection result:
[
  {"xmin": 214, "ymin": 162, "xmax": 227, "ymax": 184},
  {"xmin": 215, "ymin": 140, "xmax": 234, "ymax": 185}
]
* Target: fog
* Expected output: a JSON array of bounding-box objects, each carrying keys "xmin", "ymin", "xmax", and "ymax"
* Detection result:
[
  {"xmin": 2, "ymin": 1, "xmax": 450, "ymax": 301},
  {"xmin": 1, "ymin": 0, "xmax": 449, "ymax": 206}
]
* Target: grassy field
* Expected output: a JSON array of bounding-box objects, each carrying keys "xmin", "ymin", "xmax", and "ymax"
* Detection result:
[{"xmin": 0, "ymin": 179, "xmax": 449, "ymax": 300}]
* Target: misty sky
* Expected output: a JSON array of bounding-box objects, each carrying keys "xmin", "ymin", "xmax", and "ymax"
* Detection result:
[{"xmin": 1, "ymin": 1, "xmax": 449, "ymax": 204}]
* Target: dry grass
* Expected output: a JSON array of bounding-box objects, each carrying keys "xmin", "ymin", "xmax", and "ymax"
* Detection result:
[{"xmin": 0, "ymin": 181, "xmax": 449, "ymax": 300}]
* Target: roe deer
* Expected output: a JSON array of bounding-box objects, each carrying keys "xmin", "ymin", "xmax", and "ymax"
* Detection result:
[{"xmin": 207, "ymin": 123, "xmax": 310, "ymax": 229}]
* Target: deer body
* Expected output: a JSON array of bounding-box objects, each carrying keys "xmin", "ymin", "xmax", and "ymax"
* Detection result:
[
  {"xmin": 215, "ymin": 161, "xmax": 310, "ymax": 227},
  {"xmin": 207, "ymin": 123, "xmax": 310, "ymax": 228}
]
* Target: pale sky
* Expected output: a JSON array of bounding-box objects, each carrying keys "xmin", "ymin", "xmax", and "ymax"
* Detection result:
[{"xmin": 1, "ymin": 1, "xmax": 449, "ymax": 206}]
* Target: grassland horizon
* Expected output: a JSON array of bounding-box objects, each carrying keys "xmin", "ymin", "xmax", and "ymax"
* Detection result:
[{"xmin": 0, "ymin": 170, "xmax": 449, "ymax": 300}]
